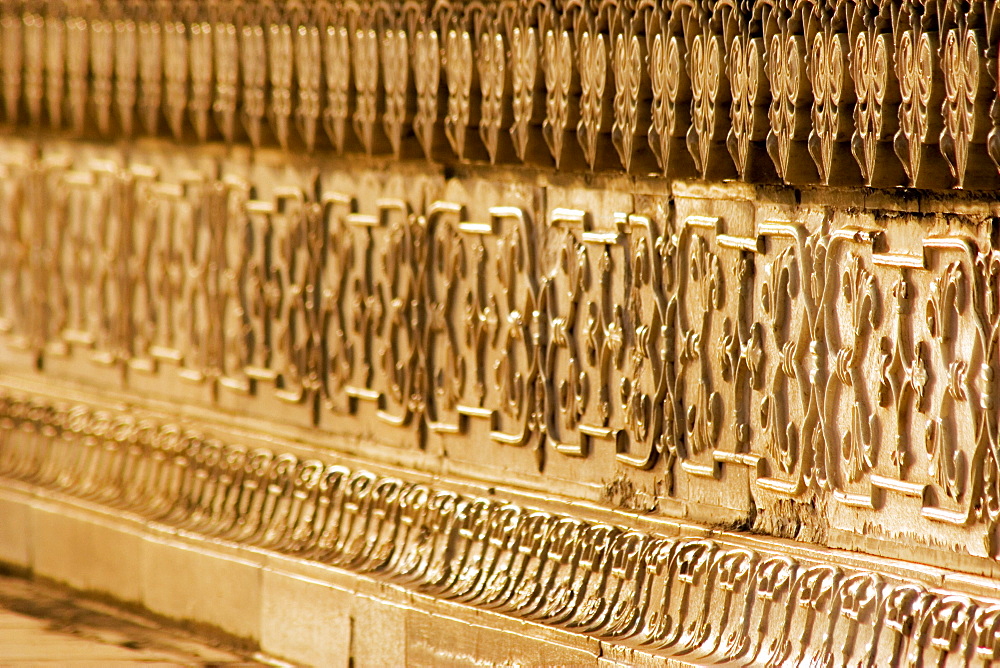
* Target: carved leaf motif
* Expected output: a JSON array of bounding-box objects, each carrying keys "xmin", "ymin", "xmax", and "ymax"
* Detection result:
[
  {"xmin": 925, "ymin": 417, "xmax": 965, "ymax": 499},
  {"xmin": 114, "ymin": 16, "xmax": 138, "ymax": 137},
  {"xmin": 808, "ymin": 33, "xmax": 851, "ymax": 184},
  {"xmin": 728, "ymin": 35, "xmax": 764, "ymax": 177},
  {"xmin": 163, "ymin": 19, "xmax": 189, "ymax": 139},
  {"xmin": 687, "ymin": 32, "xmax": 723, "ymax": 176},
  {"xmin": 940, "ymin": 28, "xmax": 981, "ymax": 187},
  {"xmin": 293, "ymin": 21, "xmax": 322, "ymax": 152},
  {"xmin": 23, "ymin": 13, "xmax": 43, "ymax": 127},
  {"xmin": 542, "ymin": 28, "xmax": 573, "ymax": 166},
  {"xmin": 766, "ymin": 32, "xmax": 808, "ymax": 181},
  {"xmin": 213, "ymin": 18, "xmax": 239, "ymax": 142},
  {"xmin": 382, "ymin": 29, "xmax": 408, "ymax": 156},
  {"xmin": 351, "ymin": 26, "xmax": 379, "ymax": 154},
  {"xmin": 649, "ymin": 32, "xmax": 684, "ymax": 173},
  {"xmin": 577, "ymin": 30, "xmax": 607, "ymax": 169},
  {"xmin": 478, "ymin": 28, "xmax": 506, "ymax": 163},
  {"xmin": 90, "ymin": 18, "xmax": 115, "ymax": 135},
  {"xmin": 895, "ymin": 30, "xmax": 938, "ymax": 185},
  {"xmin": 188, "ymin": 20, "xmax": 213, "ymax": 142},
  {"xmin": 851, "ymin": 31, "xmax": 894, "ymax": 185},
  {"xmin": 322, "ymin": 22, "xmax": 351, "ymax": 152},
  {"xmin": 444, "ymin": 28, "xmax": 473, "ymax": 159},
  {"xmin": 611, "ymin": 32, "xmax": 642, "ymax": 171},
  {"xmin": 413, "ymin": 28, "xmax": 440, "ymax": 158},
  {"xmin": 240, "ymin": 19, "xmax": 267, "ymax": 146},
  {"xmin": 136, "ymin": 16, "xmax": 161, "ymax": 134},
  {"xmin": 510, "ymin": 26, "xmax": 537, "ymax": 161},
  {"xmin": 44, "ymin": 13, "xmax": 65, "ymax": 128}
]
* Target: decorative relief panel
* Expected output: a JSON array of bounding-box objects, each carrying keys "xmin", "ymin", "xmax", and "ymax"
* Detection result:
[
  {"xmin": 4, "ymin": 0, "xmax": 1000, "ymax": 187},
  {"xmin": 1, "ymin": 138, "xmax": 1000, "ymax": 568},
  {"xmin": 0, "ymin": 391, "xmax": 999, "ymax": 666}
]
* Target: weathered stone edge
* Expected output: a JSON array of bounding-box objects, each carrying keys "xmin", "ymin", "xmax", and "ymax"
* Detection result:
[{"xmin": 0, "ymin": 388, "xmax": 998, "ymax": 667}]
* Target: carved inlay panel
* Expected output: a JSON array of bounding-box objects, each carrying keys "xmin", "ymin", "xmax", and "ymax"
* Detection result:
[{"xmin": 0, "ymin": 138, "xmax": 998, "ymax": 573}]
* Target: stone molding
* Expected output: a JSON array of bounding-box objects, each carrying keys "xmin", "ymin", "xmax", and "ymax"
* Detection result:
[
  {"xmin": 5, "ymin": 0, "xmax": 1000, "ymax": 187},
  {"xmin": 0, "ymin": 137, "xmax": 999, "ymax": 567},
  {"xmin": 0, "ymin": 388, "xmax": 999, "ymax": 666}
]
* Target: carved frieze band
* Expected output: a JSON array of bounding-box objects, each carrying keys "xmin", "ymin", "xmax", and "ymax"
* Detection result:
[
  {"xmin": 5, "ymin": 0, "xmax": 1000, "ymax": 187},
  {"xmin": 0, "ymin": 139, "xmax": 999, "ymax": 561},
  {"xmin": 1, "ymin": 390, "xmax": 999, "ymax": 667}
]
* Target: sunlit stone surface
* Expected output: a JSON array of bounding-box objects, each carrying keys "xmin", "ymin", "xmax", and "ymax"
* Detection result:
[{"xmin": 0, "ymin": 0, "xmax": 999, "ymax": 665}]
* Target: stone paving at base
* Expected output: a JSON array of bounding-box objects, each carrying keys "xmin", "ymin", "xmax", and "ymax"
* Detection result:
[{"xmin": 0, "ymin": 573, "xmax": 270, "ymax": 667}]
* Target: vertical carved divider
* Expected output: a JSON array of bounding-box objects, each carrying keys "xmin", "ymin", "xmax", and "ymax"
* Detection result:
[
  {"xmin": 643, "ymin": 0, "xmax": 695, "ymax": 177},
  {"xmin": 441, "ymin": 0, "xmax": 475, "ymax": 161},
  {"xmin": 680, "ymin": 0, "xmax": 735, "ymax": 179},
  {"xmin": 507, "ymin": 0, "xmax": 542, "ymax": 164},
  {"xmin": 893, "ymin": 0, "xmax": 950, "ymax": 187},
  {"xmin": 939, "ymin": 0, "xmax": 992, "ymax": 188},
  {"xmin": 805, "ymin": 0, "xmax": 861, "ymax": 185},
  {"xmin": 721, "ymin": 0, "xmax": 774, "ymax": 181},
  {"xmin": 763, "ymin": 0, "xmax": 818, "ymax": 183},
  {"xmin": 424, "ymin": 199, "xmax": 467, "ymax": 434},
  {"xmin": 849, "ymin": 0, "xmax": 904, "ymax": 186}
]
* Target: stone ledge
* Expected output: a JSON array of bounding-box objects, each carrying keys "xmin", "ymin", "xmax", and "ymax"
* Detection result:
[{"xmin": 1, "ymin": 387, "xmax": 999, "ymax": 667}]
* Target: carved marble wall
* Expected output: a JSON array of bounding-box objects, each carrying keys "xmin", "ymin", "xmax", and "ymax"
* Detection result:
[
  {"xmin": 0, "ymin": 137, "xmax": 998, "ymax": 575},
  {"xmin": 2, "ymin": 0, "xmax": 1000, "ymax": 664}
]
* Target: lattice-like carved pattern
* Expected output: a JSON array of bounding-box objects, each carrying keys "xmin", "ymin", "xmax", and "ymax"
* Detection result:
[
  {"xmin": 1, "ymin": 139, "xmax": 999, "ymax": 565},
  {"xmin": 6, "ymin": 0, "xmax": 1000, "ymax": 187}
]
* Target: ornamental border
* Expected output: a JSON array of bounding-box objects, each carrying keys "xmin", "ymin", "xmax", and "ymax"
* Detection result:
[
  {"xmin": 4, "ymin": 0, "xmax": 1000, "ymax": 188},
  {"xmin": 1, "ymin": 389, "xmax": 999, "ymax": 667}
]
